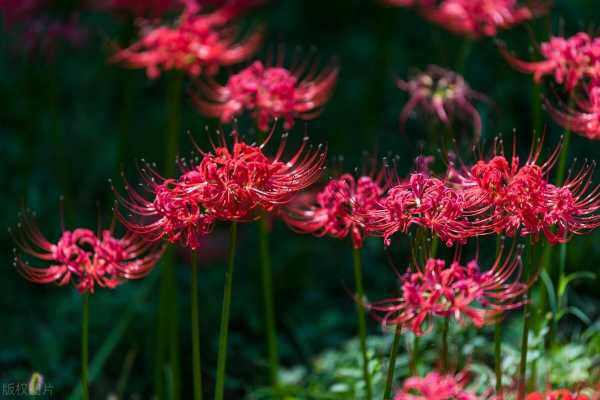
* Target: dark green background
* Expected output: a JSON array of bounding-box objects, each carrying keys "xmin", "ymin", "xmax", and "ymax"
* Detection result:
[{"xmin": 1, "ymin": 0, "xmax": 599, "ymax": 398}]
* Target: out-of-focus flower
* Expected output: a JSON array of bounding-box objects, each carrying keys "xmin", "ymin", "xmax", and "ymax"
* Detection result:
[
  {"xmin": 452, "ymin": 137, "xmax": 600, "ymax": 243},
  {"xmin": 102, "ymin": 0, "xmax": 178, "ymax": 17},
  {"xmin": 178, "ymin": 129, "xmax": 327, "ymax": 221},
  {"xmin": 193, "ymin": 53, "xmax": 338, "ymax": 131},
  {"xmin": 526, "ymin": 390, "xmax": 592, "ymax": 400},
  {"xmin": 12, "ymin": 211, "xmax": 163, "ymax": 294},
  {"xmin": 386, "ymin": 0, "xmax": 547, "ymax": 38},
  {"xmin": 500, "ymin": 33, "xmax": 600, "ymax": 92},
  {"xmin": 112, "ymin": 1, "xmax": 263, "ymax": 78},
  {"xmin": 361, "ymin": 173, "xmax": 488, "ymax": 247},
  {"xmin": 368, "ymin": 243, "xmax": 526, "ymax": 335},
  {"xmin": 394, "ymin": 371, "xmax": 479, "ymax": 400},
  {"xmin": 397, "ymin": 65, "xmax": 488, "ymax": 141},
  {"xmin": 544, "ymin": 84, "xmax": 600, "ymax": 140},
  {"xmin": 281, "ymin": 165, "xmax": 386, "ymax": 249},
  {"xmin": 0, "ymin": 0, "xmax": 88, "ymax": 58}
]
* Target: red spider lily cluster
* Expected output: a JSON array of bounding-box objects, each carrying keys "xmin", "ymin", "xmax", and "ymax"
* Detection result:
[
  {"xmin": 193, "ymin": 55, "xmax": 338, "ymax": 131},
  {"xmin": 450, "ymin": 138, "xmax": 600, "ymax": 243},
  {"xmin": 386, "ymin": 0, "xmax": 547, "ymax": 38},
  {"xmin": 393, "ymin": 371, "xmax": 479, "ymax": 400},
  {"xmin": 501, "ymin": 32, "xmax": 600, "ymax": 140},
  {"xmin": 397, "ymin": 65, "xmax": 488, "ymax": 140},
  {"xmin": 114, "ymin": 130, "xmax": 326, "ymax": 249},
  {"xmin": 368, "ymin": 244, "xmax": 526, "ymax": 335},
  {"xmin": 112, "ymin": 1, "xmax": 263, "ymax": 78},
  {"xmin": 281, "ymin": 166, "xmax": 386, "ymax": 249},
  {"xmin": 11, "ymin": 213, "xmax": 163, "ymax": 294}
]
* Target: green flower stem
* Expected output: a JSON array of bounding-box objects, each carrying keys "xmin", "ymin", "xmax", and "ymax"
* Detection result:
[
  {"xmin": 494, "ymin": 322, "xmax": 502, "ymax": 396},
  {"xmin": 191, "ymin": 252, "xmax": 203, "ymax": 400},
  {"xmin": 258, "ymin": 217, "xmax": 279, "ymax": 388},
  {"xmin": 215, "ymin": 222, "xmax": 238, "ymax": 400},
  {"xmin": 441, "ymin": 317, "xmax": 450, "ymax": 372},
  {"xmin": 518, "ymin": 241, "xmax": 535, "ymax": 399},
  {"xmin": 82, "ymin": 294, "xmax": 89, "ymax": 400},
  {"xmin": 352, "ymin": 248, "xmax": 372, "ymax": 400},
  {"xmin": 383, "ymin": 325, "xmax": 402, "ymax": 400},
  {"xmin": 409, "ymin": 336, "xmax": 419, "ymax": 377}
]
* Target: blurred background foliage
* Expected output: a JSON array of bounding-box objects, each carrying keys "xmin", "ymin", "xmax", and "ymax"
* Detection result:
[{"xmin": 1, "ymin": 0, "xmax": 600, "ymax": 398}]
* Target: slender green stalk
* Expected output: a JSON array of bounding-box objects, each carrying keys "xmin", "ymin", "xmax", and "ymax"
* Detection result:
[
  {"xmin": 494, "ymin": 322, "xmax": 503, "ymax": 396},
  {"xmin": 383, "ymin": 325, "xmax": 402, "ymax": 400},
  {"xmin": 82, "ymin": 294, "xmax": 90, "ymax": 400},
  {"xmin": 409, "ymin": 336, "xmax": 418, "ymax": 376},
  {"xmin": 518, "ymin": 241, "xmax": 535, "ymax": 400},
  {"xmin": 155, "ymin": 72, "xmax": 184, "ymax": 400},
  {"xmin": 494, "ymin": 236, "xmax": 503, "ymax": 396},
  {"xmin": 215, "ymin": 222, "xmax": 238, "ymax": 400},
  {"xmin": 352, "ymin": 248, "xmax": 372, "ymax": 400},
  {"xmin": 191, "ymin": 252, "xmax": 203, "ymax": 400},
  {"xmin": 441, "ymin": 317, "xmax": 450, "ymax": 372},
  {"xmin": 258, "ymin": 218, "xmax": 280, "ymax": 388}
]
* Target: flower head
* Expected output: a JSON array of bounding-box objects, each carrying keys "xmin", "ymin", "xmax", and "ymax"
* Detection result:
[
  {"xmin": 368, "ymin": 243, "xmax": 526, "ymax": 335},
  {"xmin": 387, "ymin": 0, "xmax": 547, "ymax": 38},
  {"xmin": 544, "ymin": 83, "xmax": 600, "ymax": 140},
  {"xmin": 452, "ymin": 137, "xmax": 600, "ymax": 242},
  {"xmin": 397, "ymin": 65, "xmax": 487, "ymax": 140},
  {"xmin": 193, "ymin": 52, "xmax": 338, "ymax": 131},
  {"xmin": 362, "ymin": 173, "xmax": 487, "ymax": 247},
  {"xmin": 394, "ymin": 371, "xmax": 479, "ymax": 400},
  {"xmin": 112, "ymin": 2, "xmax": 263, "ymax": 78},
  {"xmin": 281, "ymin": 164, "xmax": 386, "ymax": 249},
  {"xmin": 12, "ymin": 211, "xmax": 163, "ymax": 294},
  {"xmin": 113, "ymin": 166, "xmax": 217, "ymax": 250},
  {"xmin": 500, "ymin": 33, "xmax": 600, "ymax": 92},
  {"xmin": 179, "ymin": 129, "xmax": 327, "ymax": 220},
  {"xmin": 526, "ymin": 390, "xmax": 593, "ymax": 400}
]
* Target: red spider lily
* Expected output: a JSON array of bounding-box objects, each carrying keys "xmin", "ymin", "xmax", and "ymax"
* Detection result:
[
  {"xmin": 281, "ymin": 165, "xmax": 387, "ymax": 249},
  {"xmin": 368, "ymin": 243, "xmax": 527, "ymax": 335},
  {"xmin": 397, "ymin": 65, "xmax": 488, "ymax": 141},
  {"xmin": 544, "ymin": 84, "xmax": 600, "ymax": 140},
  {"xmin": 11, "ymin": 212, "xmax": 164, "ymax": 294},
  {"xmin": 361, "ymin": 173, "xmax": 488, "ymax": 247},
  {"xmin": 499, "ymin": 33, "xmax": 600, "ymax": 92},
  {"xmin": 526, "ymin": 390, "xmax": 595, "ymax": 400},
  {"xmin": 193, "ymin": 52, "xmax": 338, "ymax": 131},
  {"xmin": 394, "ymin": 371, "xmax": 480, "ymax": 400},
  {"xmin": 452, "ymin": 137, "xmax": 600, "ymax": 242},
  {"xmin": 386, "ymin": 0, "xmax": 547, "ymax": 38},
  {"xmin": 112, "ymin": 167, "xmax": 217, "ymax": 250},
  {"xmin": 178, "ymin": 129, "xmax": 327, "ymax": 221},
  {"xmin": 112, "ymin": 1, "xmax": 263, "ymax": 78}
]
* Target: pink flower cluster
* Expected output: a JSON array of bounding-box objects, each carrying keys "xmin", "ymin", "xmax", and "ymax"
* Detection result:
[
  {"xmin": 397, "ymin": 65, "xmax": 488, "ymax": 141},
  {"xmin": 527, "ymin": 390, "xmax": 597, "ymax": 400},
  {"xmin": 281, "ymin": 169, "xmax": 385, "ymax": 249},
  {"xmin": 115, "ymin": 130, "xmax": 326, "ymax": 249},
  {"xmin": 112, "ymin": 1, "xmax": 263, "ymax": 78},
  {"xmin": 386, "ymin": 0, "xmax": 547, "ymax": 38},
  {"xmin": 194, "ymin": 56, "xmax": 338, "ymax": 131},
  {"xmin": 368, "ymin": 244, "xmax": 527, "ymax": 335},
  {"xmin": 12, "ymin": 213, "xmax": 163, "ymax": 294},
  {"xmin": 394, "ymin": 371, "xmax": 479, "ymax": 400},
  {"xmin": 501, "ymin": 32, "xmax": 600, "ymax": 140}
]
